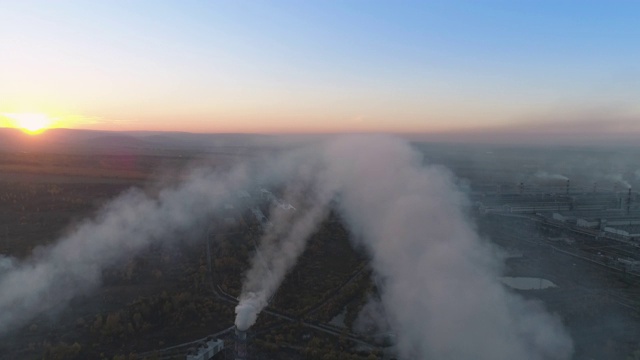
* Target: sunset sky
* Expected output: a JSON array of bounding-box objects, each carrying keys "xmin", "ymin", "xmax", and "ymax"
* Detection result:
[{"xmin": 1, "ymin": 1, "xmax": 639, "ymax": 135}]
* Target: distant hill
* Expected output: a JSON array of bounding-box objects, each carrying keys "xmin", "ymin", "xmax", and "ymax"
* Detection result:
[
  {"xmin": 80, "ymin": 134, "xmax": 149, "ymax": 150},
  {"xmin": 0, "ymin": 128, "xmax": 323, "ymax": 155},
  {"xmin": 0, "ymin": 128, "xmax": 134, "ymax": 153},
  {"xmin": 0, "ymin": 128, "xmax": 24, "ymax": 148}
]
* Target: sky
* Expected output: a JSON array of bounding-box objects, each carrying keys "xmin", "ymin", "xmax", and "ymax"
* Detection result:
[{"xmin": 1, "ymin": 1, "xmax": 639, "ymax": 136}]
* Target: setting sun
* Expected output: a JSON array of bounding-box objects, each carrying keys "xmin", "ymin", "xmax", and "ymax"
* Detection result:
[{"xmin": 2, "ymin": 113, "xmax": 54, "ymax": 134}]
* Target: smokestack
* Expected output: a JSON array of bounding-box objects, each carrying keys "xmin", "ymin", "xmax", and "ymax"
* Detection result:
[
  {"xmin": 566, "ymin": 179, "xmax": 570, "ymax": 195},
  {"xmin": 235, "ymin": 326, "xmax": 248, "ymax": 360},
  {"xmin": 627, "ymin": 188, "xmax": 632, "ymax": 214}
]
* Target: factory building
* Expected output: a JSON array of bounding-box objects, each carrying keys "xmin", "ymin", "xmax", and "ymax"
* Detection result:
[{"xmin": 475, "ymin": 185, "xmax": 637, "ymax": 215}]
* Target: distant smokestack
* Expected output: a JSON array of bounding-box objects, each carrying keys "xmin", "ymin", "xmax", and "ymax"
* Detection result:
[
  {"xmin": 519, "ymin": 182, "xmax": 524, "ymax": 194},
  {"xmin": 235, "ymin": 326, "xmax": 248, "ymax": 360},
  {"xmin": 627, "ymin": 188, "xmax": 632, "ymax": 214},
  {"xmin": 566, "ymin": 179, "xmax": 570, "ymax": 195}
]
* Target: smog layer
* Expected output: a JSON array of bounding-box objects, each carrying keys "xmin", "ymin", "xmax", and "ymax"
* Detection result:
[{"xmin": 0, "ymin": 135, "xmax": 573, "ymax": 359}]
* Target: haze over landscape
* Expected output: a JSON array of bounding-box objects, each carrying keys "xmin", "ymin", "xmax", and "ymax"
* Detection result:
[{"xmin": 1, "ymin": 2, "xmax": 640, "ymax": 360}]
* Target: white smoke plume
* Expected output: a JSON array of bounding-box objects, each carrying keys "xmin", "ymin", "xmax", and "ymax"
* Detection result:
[
  {"xmin": 0, "ymin": 163, "xmax": 257, "ymax": 334},
  {"xmin": 320, "ymin": 137, "xmax": 572, "ymax": 359},
  {"xmin": 534, "ymin": 171, "xmax": 569, "ymax": 181},
  {"xmin": 235, "ymin": 135, "xmax": 573, "ymax": 359},
  {"xmin": 235, "ymin": 174, "xmax": 333, "ymax": 330},
  {"xmin": 603, "ymin": 173, "xmax": 631, "ymax": 189}
]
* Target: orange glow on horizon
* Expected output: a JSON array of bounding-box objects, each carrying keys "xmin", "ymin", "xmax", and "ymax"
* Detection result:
[
  {"xmin": 0, "ymin": 109, "xmax": 494, "ymax": 136},
  {"xmin": 0, "ymin": 112, "xmax": 67, "ymax": 135}
]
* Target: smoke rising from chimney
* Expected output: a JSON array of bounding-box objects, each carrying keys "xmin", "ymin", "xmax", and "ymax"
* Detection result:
[
  {"xmin": 235, "ymin": 196, "xmax": 331, "ymax": 331},
  {"xmin": 534, "ymin": 171, "xmax": 569, "ymax": 181},
  {"xmin": 234, "ymin": 158, "xmax": 337, "ymax": 330},
  {"xmin": 604, "ymin": 174, "xmax": 632, "ymax": 189}
]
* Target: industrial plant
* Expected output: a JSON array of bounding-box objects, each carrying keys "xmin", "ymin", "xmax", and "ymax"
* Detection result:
[
  {"xmin": 474, "ymin": 179, "xmax": 640, "ymax": 271},
  {"xmin": 118, "ymin": 172, "xmax": 639, "ymax": 360}
]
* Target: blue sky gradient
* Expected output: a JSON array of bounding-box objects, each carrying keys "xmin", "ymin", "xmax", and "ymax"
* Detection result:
[{"xmin": 1, "ymin": 1, "xmax": 638, "ymax": 135}]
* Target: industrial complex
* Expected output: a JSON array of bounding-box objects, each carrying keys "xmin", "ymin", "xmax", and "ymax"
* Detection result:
[
  {"xmin": 473, "ymin": 179, "xmax": 640, "ymax": 275},
  {"xmin": 134, "ymin": 176, "xmax": 640, "ymax": 360}
]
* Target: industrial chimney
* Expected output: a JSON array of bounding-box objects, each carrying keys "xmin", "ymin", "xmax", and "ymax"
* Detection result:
[
  {"xmin": 566, "ymin": 179, "xmax": 570, "ymax": 195},
  {"xmin": 235, "ymin": 326, "xmax": 248, "ymax": 360}
]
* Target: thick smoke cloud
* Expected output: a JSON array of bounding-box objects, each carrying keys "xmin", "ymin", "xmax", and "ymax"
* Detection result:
[
  {"xmin": 0, "ymin": 135, "xmax": 573, "ymax": 359},
  {"xmin": 320, "ymin": 137, "xmax": 572, "ymax": 359},
  {"xmin": 236, "ymin": 136, "xmax": 573, "ymax": 359},
  {"xmin": 0, "ymin": 164, "xmax": 257, "ymax": 334}
]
